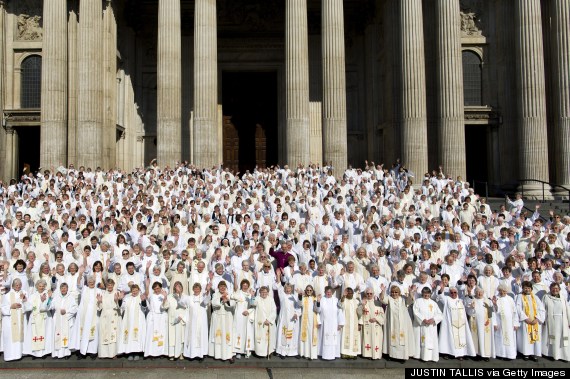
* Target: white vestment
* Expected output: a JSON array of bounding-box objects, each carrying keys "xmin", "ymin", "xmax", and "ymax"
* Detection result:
[
  {"xmin": 117, "ymin": 294, "xmax": 146, "ymax": 355},
  {"xmin": 208, "ymin": 292, "xmax": 235, "ymax": 360},
  {"xmin": 72, "ymin": 287, "xmax": 101, "ymax": 355},
  {"xmin": 230, "ymin": 290, "xmax": 254, "ymax": 355},
  {"xmin": 298, "ymin": 296, "xmax": 319, "ymax": 359},
  {"xmin": 1, "ymin": 290, "xmax": 29, "ymax": 361},
  {"xmin": 437, "ymin": 294, "xmax": 475, "ymax": 357},
  {"xmin": 50, "ymin": 293, "xmax": 77, "ymax": 358},
  {"xmin": 494, "ymin": 296, "xmax": 519, "ymax": 359},
  {"xmin": 144, "ymin": 293, "xmax": 169, "ymax": 357},
  {"xmin": 316, "ymin": 296, "xmax": 345, "ymax": 360},
  {"xmin": 183, "ymin": 294, "xmax": 210, "ymax": 358},
  {"xmin": 382, "ymin": 296, "xmax": 415, "ymax": 359},
  {"xmin": 98, "ymin": 291, "xmax": 120, "ymax": 358},
  {"xmin": 340, "ymin": 298, "xmax": 361, "ymax": 356},
  {"xmin": 515, "ymin": 293, "xmax": 545, "ymax": 356},
  {"xmin": 466, "ymin": 297, "xmax": 496, "ymax": 358},
  {"xmin": 541, "ymin": 294, "xmax": 570, "ymax": 361},
  {"xmin": 360, "ymin": 300, "xmax": 385, "ymax": 359},
  {"xmin": 253, "ymin": 296, "xmax": 277, "ymax": 357},
  {"xmin": 275, "ymin": 287, "xmax": 300, "ymax": 356},
  {"xmin": 412, "ymin": 298, "xmax": 443, "ymax": 361},
  {"xmin": 23, "ymin": 290, "xmax": 53, "ymax": 357}
]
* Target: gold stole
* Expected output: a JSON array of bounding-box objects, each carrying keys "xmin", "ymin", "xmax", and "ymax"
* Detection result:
[
  {"xmin": 301, "ymin": 296, "xmax": 318, "ymax": 346},
  {"xmin": 389, "ymin": 298, "xmax": 406, "ymax": 347},
  {"xmin": 10, "ymin": 292, "xmax": 24, "ymax": 343},
  {"xmin": 80, "ymin": 289, "xmax": 98, "ymax": 341},
  {"xmin": 522, "ymin": 294, "xmax": 539, "ymax": 343},
  {"xmin": 451, "ymin": 300, "xmax": 467, "ymax": 349},
  {"xmin": 30, "ymin": 293, "xmax": 47, "ymax": 351},
  {"xmin": 498, "ymin": 298, "xmax": 511, "ymax": 346}
]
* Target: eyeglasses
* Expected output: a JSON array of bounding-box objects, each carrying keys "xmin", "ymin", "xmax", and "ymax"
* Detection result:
[{"xmin": 365, "ymin": 293, "xmax": 374, "ymax": 295}]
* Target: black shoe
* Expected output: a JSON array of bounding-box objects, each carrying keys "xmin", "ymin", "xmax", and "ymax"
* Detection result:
[
  {"xmin": 77, "ymin": 355, "xmax": 86, "ymax": 360},
  {"xmin": 229, "ymin": 358, "xmax": 235, "ymax": 364},
  {"xmin": 532, "ymin": 356, "xmax": 538, "ymax": 362},
  {"xmin": 484, "ymin": 358, "xmax": 490, "ymax": 362},
  {"xmin": 523, "ymin": 356, "xmax": 529, "ymax": 361}
]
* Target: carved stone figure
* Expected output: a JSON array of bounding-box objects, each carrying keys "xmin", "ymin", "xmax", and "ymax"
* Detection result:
[
  {"xmin": 460, "ymin": 11, "xmax": 482, "ymax": 36},
  {"xmin": 17, "ymin": 14, "xmax": 43, "ymax": 41}
]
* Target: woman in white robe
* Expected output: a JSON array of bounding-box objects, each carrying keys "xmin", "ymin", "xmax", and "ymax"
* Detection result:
[
  {"xmin": 466, "ymin": 287, "xmax": 496, "ymax": 360},
  {"xmin": 493, "ymin": 284, "xmax": 519, "ymax": 360},
  {"xmin": 252, "ymin": 286, "xmax": 277, "ymax": 357},
  {"xmin": 275, "ymin": 282, "xmax": 300, "ymax": 357},
  {"xmin": 166, "ymin": 281, "xmax": 187, "ymax": 360},
  {"xmin": 209, "ymin": 281, "xmax": 236, "ymax": 362},
  {"xmin": 23, "ymin": 279, "xmax": 53, "ymax": 358},
  {"xmin": 72, "ymin": 275, "xmax": 101, "ymax": 357},
  {"xmin": 144, "ymin": 281, "xmax": 170, "ymax": 357},
  {"xmin": 316, "ymin": 286, "xmax": 345, "ymax": 360},
  {"xmin": 97, "ymin": 279, "xmax": 121, "ymax": 358},
  {"xmin": 359, "ymin": 288, "xmax": 385, "ymax": 360},
  {"xmin": 231, "ymin": 279, "xmax": 255, "ymax": 358},
  {"xmin": 412, "ymin": 287, "xmax": 443, "ymax": 362},
  {"xmin": 515, "ymin": 281, "xmax": 545, "ymax": 361},
  {"xmin": 50, "ymin": 283, "xmax": 77, "ymax": 359},
  {"xmin": 541, "ymin": 283, "xmax": 570, "ymax": 361},
  {"xmin": 183, "ymin": 282, "xmax": 210, "ymax": 360},
  {"xmin": 1, "ymin": 278, "xmax": 30, "ymax": 361},
  {"xmin": 437, "ymin": 287, "xmax": 475, "ymax": 360},
  {"xmin": 298, "ymin": 285, "xmax": 319, "ymax": 360},
  {"xmin": 381, "ymin": 284, "xmax": 415, "ymax": 360},
  {"xmin": 118, "ymin": 284, "xmax": 147, "ymax": 360}
]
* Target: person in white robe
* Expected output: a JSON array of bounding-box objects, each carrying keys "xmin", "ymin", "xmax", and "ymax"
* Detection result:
[
  {"xmin": 231, "ymin": 279, "xmax": 255, "ymax": 358},
  {"xmin": 359, "ymin": 288, "xmax": 384, "ymax": 360},
  {"xmin": 23, "ymin": 279, "xmax": 53, "ymax": 358},
  {"xmin": 316, "ymin": 286, "xmax": 345, "ymax": 360},
  {"xmin": 466, "ymin": 287, "xmax": 496, "ymax": 360},
  {"xmin": 97, "ymin": 279, "xmax": 121, "ymax": 358},
  {"xmin": 493, "ymin": 284, "xmax": 519, "ymax": 360},
  {"xmin": 183, "ymin": 282, "xmax": 210, "ymax": 360},
  {"xmin": 381, "ymin": 284, "xmax": 415, "ymax": 360},
  {"xmin": 340, "ymin": 287, "xmax": 362, "ymax": 358},
  {"xmin": 298, "ymin": 285, "xmax": 319, "ymax": 360},
  {"xmin": 515, "ymin": 281, "xmax": 545, "ymax": 361},
  {"xmin": 50, "ymin": 283, "xmax": 77, "ymax": 359},
  {"xmin": 1, "ymin": 278, "xmax": 30, "ymax": 361},
  {"xmin": 412, "ymin": 287, "xmax": 443, "ymax": 362},
  {"xmin": 166, "ymin": 281, "xmax": 188, "ymax": 360},
  {"xmin": 541, "ymin": 283, "xmax": 570, "ymax": 361},
  {"xmin": 72, "ymin": 275, "xmax": 101, "ymax": 358},
  {"xmin": 437, "ymin": 286, "xmax": 475, "ymax": 360},
  {"xmin": 209, "ymin": 281, "xmax": 236, "ymax": 362},
  {"xmin": 252, "ymin": 286, "xmax": 277, "ymax": 357},
  {"xmin": 144, "ymin": 282, "xmax": 170, "ymax": 357},
  {"xmin": 117, "ymin": 284, "xmax": 146, "ymax": 360},
  {"xmin": 275, "ymin": 280, "xmax": 301, "ymax": 358}
]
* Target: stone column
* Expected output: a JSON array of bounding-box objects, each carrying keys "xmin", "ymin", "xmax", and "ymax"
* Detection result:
[
  {"xmin": 0, "ymin": 0, "xmax": 6, "ymax": 180},
  {"xmin": 103, "ymin": 0, "xmax": 117, "ymax": 169},
  {"xmin": 285, "ymin": 0, "xmax": 310, "ymax": 167},
  {"xmin": 158, "ymin": 0, "xmax": 181, "ymax": 168},
  {"xmin": 435, "ymin": 0, "xmax": 465, "ymax": 179},
  {"xmin": 515, "ymin": 0, "xmax": 551, "ymax": 195},
  {"xmin": 77, "ymin": 0, "xmax": 103, "ymax": 169},
  {"xmin": 40, "ymin": 0, "xmax": 68, "ymax": 168},
  {"xmin": 399, "ymin": 0, "xmax": 428, "ymax": 176},
  {"xmin": 193, "ymin": 0, "xmax": 218, "ymax": 168},
  {"xmin": 322, "ymin": 0, "xmax": 347, "ymax": 175},
  {"xmin": 67, "ymin": 1, "xmax": 79, "ymax": 166},
  {"xmin": 551, "ymin": 0, "xmax": 570, "ymax": 189},
  {"xmin": 4, "ymin": 126, "xmax": 15, "ymax": 180}
]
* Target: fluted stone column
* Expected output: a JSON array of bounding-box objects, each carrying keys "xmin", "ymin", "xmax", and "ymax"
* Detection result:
[
  {"xmin": 77, "ymin": 0, "xmax": 103, "ymax": 169},
  {"xmin": 0, "ymin": 0, "xmax": 7, "ymax": 180},
  {"xmin": 158, "ymin": 0, "xmax": 181, "ymax": 168},
  {"xmin": 436, "ymin": 0, "xmax": 465, "ymax": 179},
  {"xmin": 285, "ymin": 0, "xmax": 310, "ymax": 167},
  {"xmin": 322, "ymin": 0, "xmax": 347, "ymax": 175},
  {"xmin": 515, "ymin": 0, "xmax": 551, "ymax": 195},
  {"xmin": 103, "ymin": 0, "xmax": 117, "ymax": 169},
  {"xmin": 551, "ymin": 0, "xmax": 570, "ymax": 189},
  {"xmin": 399, "ymin": 0, "xmax": 428, "ymax": 176},
  {"xmin": 40, "ymin": 0, "xmax": 67, "ymax": 168},
  {"xmin": 193, "ymin": 0, "xmax": 218, "ymax": 168}
]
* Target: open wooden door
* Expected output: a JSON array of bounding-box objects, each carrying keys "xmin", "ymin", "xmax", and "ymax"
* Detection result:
[
  {"xmin": 223, "ymin": 115, "xmax": 239, "ymax": 173},
  {"xmin": 255, "ymin": 124, "xmax": 267, "ymax": 169}
]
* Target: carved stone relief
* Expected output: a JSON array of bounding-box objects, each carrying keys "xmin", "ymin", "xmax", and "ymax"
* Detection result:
[
  {"xmin": 15, "ymin": 0, "xmax": 43, "ymax": 41},
  {"xmin": 460, "ymin": 0, "xmax": 483, "ymax": 37}
]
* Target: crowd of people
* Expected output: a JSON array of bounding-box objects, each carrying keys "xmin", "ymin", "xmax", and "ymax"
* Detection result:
[{"xmin": 0, "ymin": 160, "xmax": 568, "ymax": 364}]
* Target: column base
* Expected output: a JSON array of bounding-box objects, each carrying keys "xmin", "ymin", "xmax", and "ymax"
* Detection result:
[
  {"xmin": 552, "ymin": 185, "xmax": 570, "ymax": 200},
  {"xmin": 517, "ymin": 182, "xmax": 553, "ymax": 200}
]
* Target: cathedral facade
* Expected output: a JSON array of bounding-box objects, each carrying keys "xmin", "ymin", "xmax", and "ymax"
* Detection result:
[{"xmin": 0, "ymin": 0, "xmax": 568, "ymax": 195}]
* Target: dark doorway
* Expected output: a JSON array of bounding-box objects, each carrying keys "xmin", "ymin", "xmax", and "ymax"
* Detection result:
[
  {"xmin": 222, "ymin": 71, "xmax": 278, "ymax": 173},
  {"xmin": 17, "ymin": 126, "xmax": 41, "ymax": 175},
  {"xmin": 465, "ymin": 125, "xmax": 489, "ymax": 185}
]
